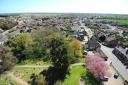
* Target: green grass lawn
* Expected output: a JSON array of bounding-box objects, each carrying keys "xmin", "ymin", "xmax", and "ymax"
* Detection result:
[
  {"xmin": 2, "ymin": 65, "xmax": 99, "ymax": 85},
  {"xmin": 11, "ymin": 67, "xmax": 47, "ymax": 82},
  {"xmin": 11, "ymin": 65, "xmax": 85, "ymax": 85},
  {"xmin": 61, "ymin": 65, "xmax": 100, "ymax": 85},
  {"xmin": 98, "ymin": 18, "xmax": 128, "ymax": 24},
  {"xmin": 62, "ymin": 65, "xmax": 85, "ymax": 85},
  {"xmin": 0, "ymin": 75, "xmax": 18, "ymax": 85},
  {"xmin": 18, "ymin": 58, "xmax": 50, "ymax": 65}
]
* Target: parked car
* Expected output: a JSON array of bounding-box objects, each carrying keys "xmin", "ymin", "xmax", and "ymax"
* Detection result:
[
  {"xmin": 114, "ymin": 72, "xmax": 119, "ymax": 79},
  {"xmin": 101, "ymin": 76, "xmax": 109, "ymax": 81},
  {"xmin": 103, "ymin": 57, "xmax": 108, "ymax": 61},
  {"xmin": 83, "ymin": 50, "xmax": 87, "ymax": 55},
  {"xmin": 124, "ymin": 80, "xmax": 128, "ymax": 85}
]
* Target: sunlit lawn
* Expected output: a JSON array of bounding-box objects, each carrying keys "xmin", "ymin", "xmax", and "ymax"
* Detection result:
[
  {"xmin": 62, "ymin": 65, "xmax": 85, "ymax": 85},
  {"xmin": 3, "ymin": 65, "xmax": 99, "ymax": 85},
  {"xmin": 18, "ymin": 58, "xmax": 50, "ymax": 65},
  {"xmin": 62, "ymin": 65, "xmax": 100, "ymax": 85},
  {"xmin": 8, "ymin": 57, "xmax": 98, "ymax": 85},
  {"xmin": 11, "ymin": 67, "xmax": 47, "ymax": 82}
]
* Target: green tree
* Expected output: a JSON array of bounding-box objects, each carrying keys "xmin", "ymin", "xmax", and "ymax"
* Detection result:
[
  {"xmin": 6, "ymin": 33, "xmax": 31, "ymax": 60},
  {"xmin": 69, "ymin": 39, "xmax": 83, "ymax": 58},
  {"xmin": 33, "ymin": 29, "xmax": 72, "ymax": 85},
  {"xmin": 0, "ymin": 46, "xmax": 16, "ymax": 73},
  {"xmin": 0, "ymin": 21, "xmax": 16, "ymax": 30},
  {"xmin": 66, "ymin": 39, "xmax": 83, "ymax": 64}
]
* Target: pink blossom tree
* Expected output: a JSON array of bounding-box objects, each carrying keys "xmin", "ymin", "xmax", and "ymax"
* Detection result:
[{"xmin": 86, "ymin": 54, "xmax": 111, "ymax": 79}]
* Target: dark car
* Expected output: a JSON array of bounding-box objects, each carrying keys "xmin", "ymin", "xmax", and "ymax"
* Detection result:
[
  {"xmin": 103, "ymin": 57, "xmax": 108, "ymax": 61},
  {"xmin": 114, "ymin": 72, "xmax": 119, "ymax": 79},
  {"xmin": 101, "ymin": 76, "xmax": 109, "ymax": 81},
  {"xmin": 124, "ymin": 80, "xmax": 128, "ymax": 85}
]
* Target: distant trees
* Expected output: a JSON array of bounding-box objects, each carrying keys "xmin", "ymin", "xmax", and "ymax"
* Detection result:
[
  {"xmin": 0, "ymin": 21, "xmax": 16, "ymax": 30},
  {"xmin": 85, "ymin": 54, "xmax": 111, "ymax": 79}
]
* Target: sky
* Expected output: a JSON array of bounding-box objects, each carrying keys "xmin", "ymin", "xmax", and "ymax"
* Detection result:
[{"xmin": 0, "ymin": 0, "xmax": 128, "ymax": 14}]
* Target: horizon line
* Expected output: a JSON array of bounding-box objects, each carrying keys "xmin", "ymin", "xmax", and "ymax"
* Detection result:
[{"xmin": 0, "ymin": 12, "xmax": 128, "ymax": 15}]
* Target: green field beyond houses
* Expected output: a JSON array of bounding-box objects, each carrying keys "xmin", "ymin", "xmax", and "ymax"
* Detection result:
[{"xmin": 98, "ymin": 18, "xmax": 128, "ymax": 24}]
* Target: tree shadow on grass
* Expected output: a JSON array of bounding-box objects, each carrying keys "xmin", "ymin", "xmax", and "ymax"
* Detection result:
[
  {"xmin": 40, "ymin": 65, "xmax": 70, "ymax": 85},
  {"xmin": 81, "ymin": 70, "xmax": 102, "ymax": 85}
]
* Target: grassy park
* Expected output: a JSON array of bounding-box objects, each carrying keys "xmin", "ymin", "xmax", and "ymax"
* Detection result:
[{"xmin": 0, "ymin": 29, "xmax": 102, "ymax": 85}]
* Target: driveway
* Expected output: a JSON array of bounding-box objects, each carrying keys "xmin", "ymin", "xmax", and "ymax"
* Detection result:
[
  {"xmin": 100, "ymin": 45, "xmax": 125, "ymax": 85},
  {"xmin": 103, "ymin": 65, "xmax": 124, "ymax": 85},
  {"xmin": 100, "ymin": 44, "xmax": 128, "ymax": 81}
]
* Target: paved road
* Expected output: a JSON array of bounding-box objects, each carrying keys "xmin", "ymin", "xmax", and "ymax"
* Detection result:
[
  {"xmin": 103, "ymin": 65, "xmax": 124, "ymax": 85},
  {"xmin": 101, "ymin": 44, "xmax": 128, "ymax": 81},
  {"xmin": 0, "ymin": 26, "xmax": 20, "ymax": 44},
  {"xmin": 79, "ymin": 20, "xmax": 93, "ymax": 38}
]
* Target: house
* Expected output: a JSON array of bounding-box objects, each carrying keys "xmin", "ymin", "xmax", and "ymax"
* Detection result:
[
  {"xmin": 100, "ymin": 45, "xmax": 128, "ymax": 82},
  {"xmin": 0, "ymin": 28, "xmax": 4, "ymax": 33},
  {"xmin": 0, "ymin": 35, "xmax": 8, "ymax": 45},
  {"xmin": 86, "ymin": 36, "xmax": 101, "ymax": 51},
  {"xmin": 105, "ymin": 36, "xmax": 118, "ymax": 48},
  {"xmin": 112, "ymin": 46, "xmax": 128, "ymax": 82},
  {"xmin": 69, "ymin": 26, "xmax": 87, "ymax": 41},
  {"xmin": 112, "ymin": 46, "xmax": 128, "ymax": 66},
  {"xmin": 68, "ymin": 30, "xmax": 78, "ymax": 38},
  {"xmin": 95, "ymin": 30, "xmax": 106, "ymax": 42}
]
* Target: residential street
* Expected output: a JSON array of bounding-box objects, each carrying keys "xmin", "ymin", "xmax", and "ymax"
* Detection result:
[
  {"xmin": 103, "ymin": 66, "xmax": 124, "ymax": 85},
  {"xmin": 79, "ymin": 20, "xmax": 125, "ymax": 85},
  {"xmin": 79, "ymin": 20, "xmax": 93, "ymax": 38},
  {"xmin": 100, "ymin": 45, "xmax": 127, "ymax": 85}
]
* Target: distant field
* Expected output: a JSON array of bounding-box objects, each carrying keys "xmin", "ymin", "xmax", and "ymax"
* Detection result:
[{"xmin": 98, "ymin": 18, "xmax": 128, "ymax": 24}]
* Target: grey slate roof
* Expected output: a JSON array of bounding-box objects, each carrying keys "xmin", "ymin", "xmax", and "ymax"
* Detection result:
[{"xmin": 116, "ymin": 46, "xmax": 128, "ymax": 59}]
